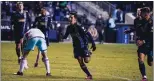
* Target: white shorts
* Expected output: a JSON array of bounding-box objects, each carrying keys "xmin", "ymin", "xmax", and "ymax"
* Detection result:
[{"xmin": 24, "ymin": 37, "xmax": 47, "ymax": 52}]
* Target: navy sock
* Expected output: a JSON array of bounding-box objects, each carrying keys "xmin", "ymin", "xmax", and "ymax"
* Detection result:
[
  {"xmin": 139, "ymin": 62, "xmax": 146, "ymax": 77},
  {"xmin": 81, "ymin": 64, "xmax": 91, "ymax": 76},
  {"xmin": 16, "ymin": 48, "xmax": 21, "ymax": 58}
]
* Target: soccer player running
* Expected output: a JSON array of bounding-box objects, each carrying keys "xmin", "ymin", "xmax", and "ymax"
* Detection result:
[
  {"xmin": 63, "ymin": 12, "xmax": 96, "ymax": 80},
  {"xmin": 33, "ymin": 8, "xmax": 52, "ymax": 67},
  {"xmin": 125, "ymin": 7, "xmax": 153, "ymax": 81},
  {"xmin": 11, "ymin": 2, "xmax": 31, "ymax": 64},
  {"xmin": 15, "ymin": 28, "xmax": 51, "ymax": 76}
]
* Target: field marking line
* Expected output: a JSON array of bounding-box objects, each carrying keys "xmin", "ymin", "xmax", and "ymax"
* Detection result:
[{"xmin": 107, "ymin": 75, "xmax": 132, "ymax": 81}]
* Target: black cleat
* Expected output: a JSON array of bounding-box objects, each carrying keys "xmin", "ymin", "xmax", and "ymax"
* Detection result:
[
  {"xmin": 14, "ymin": 71, "xmax": 23, "ymax": 76},
  {"xmin": 34, "ymin": 63, "xmax": 38, "ymax": 67},
  {"xmin": 46, "ymin": 73, "xmax": 51, "ymax": 76},
  {"xmin": 85, "ymin": 75, "xmax": 92, "ymax": 80}
]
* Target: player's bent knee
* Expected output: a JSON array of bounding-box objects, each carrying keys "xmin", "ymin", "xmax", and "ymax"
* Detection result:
[
  {"xmin": 138, "ymin": 59, "xmax": 144, "ymax": 64},
  {"xmin": 42, "ymin": 57, "xmax": 49, "ymax": 62},
  {"xmin": 148, "ymin": 62, "xmax": 153, "ymax": 66},
  {"xmin": 148, "ymin": 63, "xmax": 152, "ymax": 66},
  {"xmin": 84, "ymin": 57, "xmax": 90, "ymax": 63},
  {"xmin": 80, "ymin": 64, "xmax": 86, "ymax": 68},
  {"xmin": 84, "ymin": 59, "xmax": 89, "ymax": 63},
  {"xmin": 138, "ymin": 58, "xmax": 144, "ymax": 63}
]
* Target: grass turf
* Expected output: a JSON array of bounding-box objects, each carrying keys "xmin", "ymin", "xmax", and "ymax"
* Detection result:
[{"xmin": 1, "ymin": 43, "xmax": 153, "ymax": 81}]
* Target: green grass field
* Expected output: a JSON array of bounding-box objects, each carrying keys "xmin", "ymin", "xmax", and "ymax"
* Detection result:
[{"xmin": 1, "ymin": 43, "xmax": 153, "ymax": 81}]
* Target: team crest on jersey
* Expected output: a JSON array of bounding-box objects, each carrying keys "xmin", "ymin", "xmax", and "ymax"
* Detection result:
[{"xmin": 88, "ymin": 26, "xmax": 98, "ymax": 40}]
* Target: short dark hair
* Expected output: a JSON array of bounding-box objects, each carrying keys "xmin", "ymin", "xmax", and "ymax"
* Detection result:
[
  {"xmin": 70, "ymin": 11, "xmax": 77, "ymax": 19},
  {"xmin": 141, "ymin": 7, "xmax": 150, "ymax": 13},
  {"xmin": 16, "ymin": 2, "xmax": 23, "ymax": 6}
]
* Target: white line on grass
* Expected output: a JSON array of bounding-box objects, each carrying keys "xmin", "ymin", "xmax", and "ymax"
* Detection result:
[{"xmin": 107, "ymin": 75, "xmax": 132, "ymax": 81}]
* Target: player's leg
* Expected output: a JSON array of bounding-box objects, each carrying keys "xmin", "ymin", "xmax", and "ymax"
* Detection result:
[
  {"xmin": 15, "ymin": 38, "xmax": 23, "ymax": 64},
  {"xmin": 138, "ymin": 53, "xmax": 146, "ymax": 77},
  {"xmin": 37, "ymin": 38, "xmax": 51, "ymax": 76},
  {"xmin": 41, "ymin": 50, "xmax": 51, "ymax": 76},
  {"xmin": 76, "ymin": 56, "xmax": 92, "ymax": 79},
  {"xmin": 84, "ymin": 50, "xmax": 92, "ymax": 63},
  {"xmin": 16, "ymin": 50, "xmax": 30, "ymax": 75},
  {"xmin": 137, "ymin": 46, "xmax": 147, "ymax": 81},
  {"xmin": 34, "ymin": 48, "xmax": 41, "ymax": 67},
  {"xmin": 98, "ymin": 30, "xmax": 103, "ymax": 44},
  {"xmin": 84, "ymin": 57, "xmax": 91, "ymax": 63},
  {"xmin": 45, "ymin": 37, "xmax": 50, "ymax": 46},
  {"xmin": 15, "ymin": 38, "xmax": 37, "ymax": 75},
  {"xmin": 147, "ymin": 51, "xmax": 153, "ymax": 66},
  {"xmin": 16, "ymin": 43, "xmax": 21, "ymax": 64}
]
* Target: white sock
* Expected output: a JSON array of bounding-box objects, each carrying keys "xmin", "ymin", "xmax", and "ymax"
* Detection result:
[
  {"xmin": 24, "ymin": 59, "xmax": 29, "ymax": 69},
  {"xmin": 43, "ymin": 58, "xmax": 50, "ymax": 73},
  {"xmin": 143, "ymin": 75, "xmax": 147, "ymax": 79},
  {"xmin": 19, "ymin": 56, "xmax": 22, "ymax": 59},
  {"xmin": 19, "ymin": 59, "xmax": 26, "ymax": 72}
]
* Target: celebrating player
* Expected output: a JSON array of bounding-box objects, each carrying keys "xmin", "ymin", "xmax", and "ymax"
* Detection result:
[
  {"xmin": 11, "ymin": 2, "xmax": 31, "ymax": 64},
  {"xmin": 125, "ymin": 7, "xmax": 153, "ymax": 81},
  {"xmin": 63, "ymin": 12, "xmax": 96, "ymax": 80},
  {"xmin": 14, "ymin": 28, "xmax": 51, "ymax": 76}
]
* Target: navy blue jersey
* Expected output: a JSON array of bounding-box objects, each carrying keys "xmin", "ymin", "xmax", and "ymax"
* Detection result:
[
  {"xmin": 63, "ymin": 23, "xmax": 95, "ymax": 48},
  {"xmin": 33, "ymin": 15, "xmax": 52, "ymax": 37},
  {"xmin": 135, "ymin": 18, "xmax": 153, "ymax": 41},
  {"xmin": 11, "ymin": 11, "xmax": 31, "ymax": 37},
  {"xmin": 130, "ymin": 17, "xmax": 153, "ymax": 41},
  {"xmin": 131, "ymin": 17, "xmax": 153, "ymax": 50}
]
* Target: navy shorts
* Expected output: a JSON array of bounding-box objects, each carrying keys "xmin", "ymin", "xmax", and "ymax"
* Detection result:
[
  {"xmin": 137, "ymin": 44, "xmax": 148, "ymax": 54},
  {"xmin": 14, "ymin": 33, "xmax": 23, "ymax": 44},
  {"xmin": 137, "ymin": 43, "xmax": 153, "ymax": 57},
  {"xmin": 73, "ymin": 47, "xmax": 91, "ymax": 59}
]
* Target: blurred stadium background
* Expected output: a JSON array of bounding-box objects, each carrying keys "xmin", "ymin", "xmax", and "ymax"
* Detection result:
[
  {"xmin": 1, "ymin": 1, "xmax": 153, "ymax": 81},
  {"xmin": 1, "ymin": 1, "xmax": 153, "ymax": 43}
]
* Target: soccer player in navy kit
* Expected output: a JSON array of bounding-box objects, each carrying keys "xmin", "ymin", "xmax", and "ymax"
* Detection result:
[
  {"xmin": 11, "ymin": 2, "xmax": 31, "ymax": 64},
  {"xmin": 125, "ymin": 7, "xmax": 153, "ymax": 81},
  {"xmin": 63, "ymin": 12, "xmax": 96, "ymax": 80}
]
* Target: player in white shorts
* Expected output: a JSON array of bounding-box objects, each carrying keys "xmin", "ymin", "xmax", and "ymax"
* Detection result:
[{"xmin": 14, "ymin": 28, "xmax": 51, "ymax": 76}]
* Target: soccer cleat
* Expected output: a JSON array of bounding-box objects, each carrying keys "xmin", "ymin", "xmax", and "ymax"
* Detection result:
[
  {"xmin": 85, "ymin": 75, "xmax": 92, "ymax": 80},
  {"xmin": 14, "ymin": 71, "xmax": 23, "ymax": 76},
  {"xmin": 46, "ymin": 73, "xmax": 51, "ymax": 76},
  {"xmin": 141, "ymin": 78, "xmax": 147, "ymax": 81},
  {"xmin": 34, "ymin": 63, "xmax": 38, "ymax": 67}
]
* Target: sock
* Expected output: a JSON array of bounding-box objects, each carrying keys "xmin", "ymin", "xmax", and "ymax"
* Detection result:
[
  {"xmin": 24, "ymin": 59, "xmax": 29, "ymax": 69},
  {"xmin": 19, "ymin": 57, "xmax": 22, "ymax": 60},
  {"xmin": 16, "ymin": 48, "xmax": 21, "ymax": 58},
  {"xmin": 19, "ymin": 59, "xmax": 26, "ymax": 72},
  {"xmin": 143, "ymin": 75, "xmax": 147, "ymax": 79},
  {"xmin": 43, "ymin": 58, "xmax": 50, "ymax": 73},
  {"xmin": 139, "ymin": 61, "xmax": 146, "ymax": 78},
  {"xmin": 81, "ymin": 64, "xmax": 91, "ymax": 76}
]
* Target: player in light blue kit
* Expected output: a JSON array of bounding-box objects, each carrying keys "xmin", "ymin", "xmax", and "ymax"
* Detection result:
[{"xmin": 14, "ymin": 28, "xmax": 51, "ymax": 76}]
